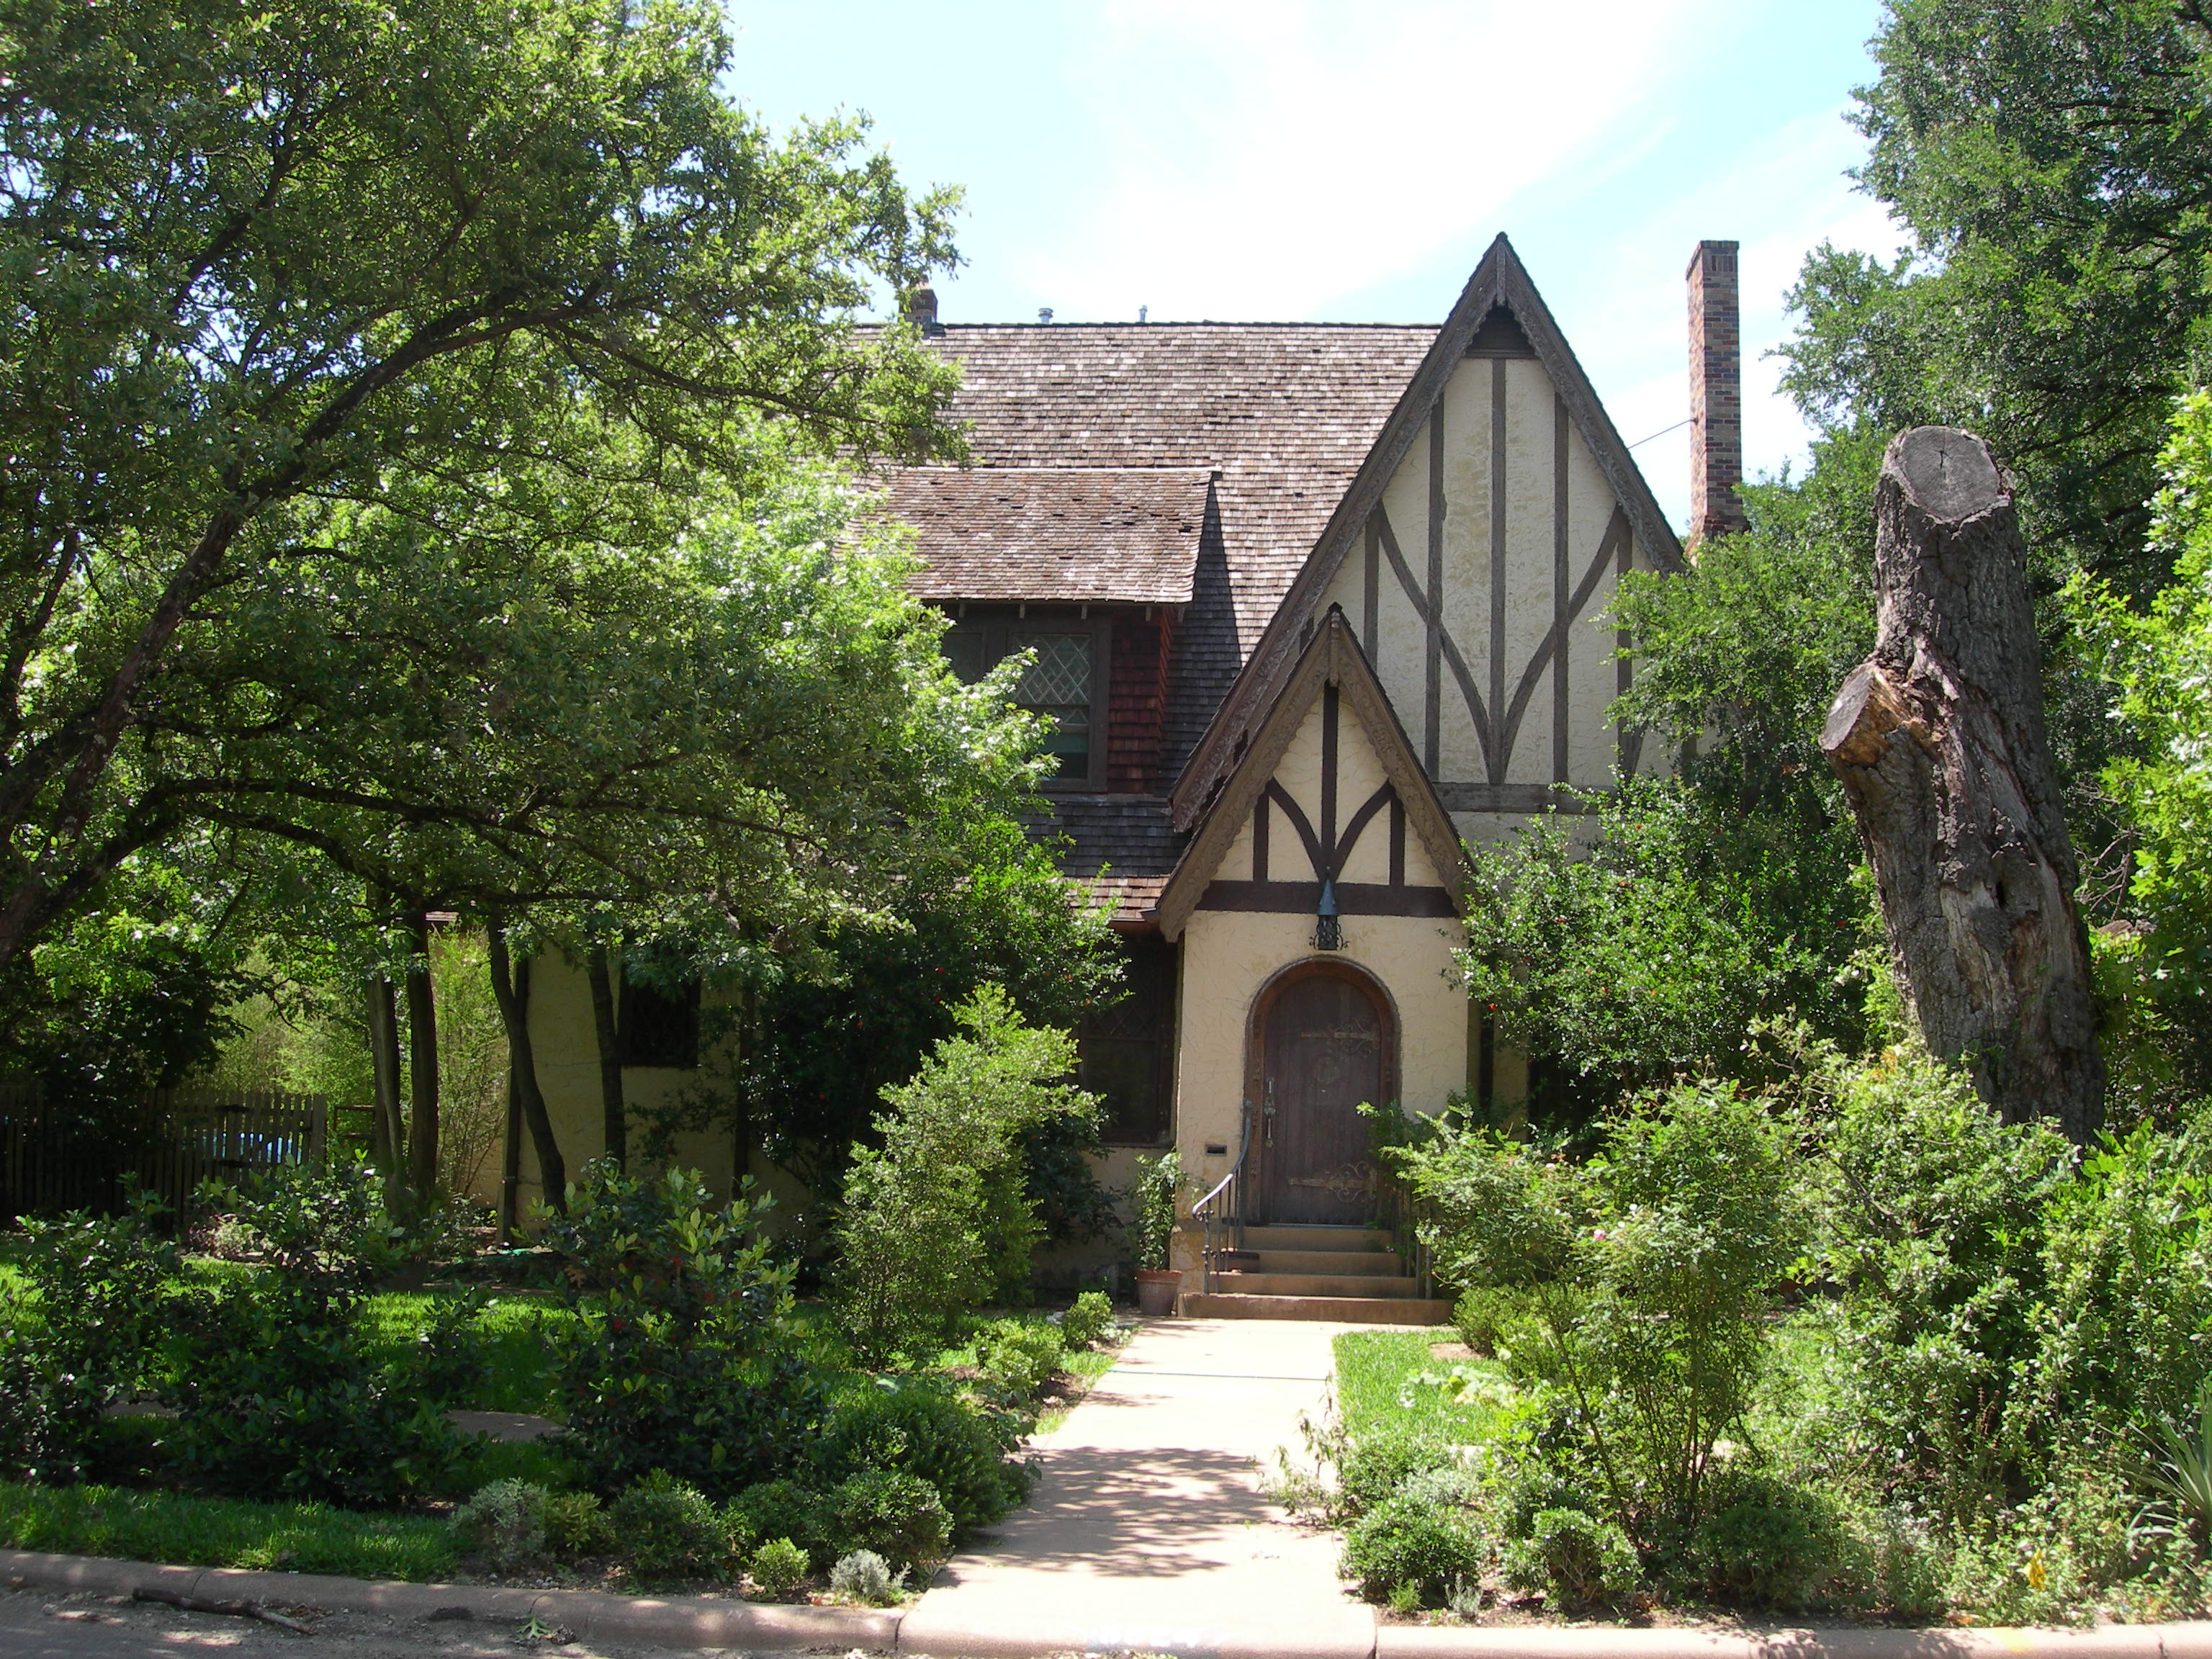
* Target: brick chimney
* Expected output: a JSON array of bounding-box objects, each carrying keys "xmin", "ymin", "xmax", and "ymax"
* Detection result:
[
  {"xmin": 903, "ymin": 282, "xmax": 945, "ymax": 336},
  {"xmin": 1686, "ymin": 240, "xmax": 1746, "ymax": 547}
]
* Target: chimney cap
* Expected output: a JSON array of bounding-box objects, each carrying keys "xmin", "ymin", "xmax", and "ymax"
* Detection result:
[{"xmin": 903, "ymin": 282, "xmax": 944, "ymax": 336}]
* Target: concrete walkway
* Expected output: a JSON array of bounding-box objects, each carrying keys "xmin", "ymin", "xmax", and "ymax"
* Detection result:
[{"xmin": 899, "ymin": 1317, "xmax": 1375, "ymax": 1659}]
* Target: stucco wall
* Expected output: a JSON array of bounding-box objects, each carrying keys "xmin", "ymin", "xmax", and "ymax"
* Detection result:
[{"xmin": 1320, "ymin": 351, "xmax": 1669, "ymax": 850}]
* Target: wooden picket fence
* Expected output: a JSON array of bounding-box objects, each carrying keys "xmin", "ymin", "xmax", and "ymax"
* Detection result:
[{"xmin": 0, "ymin": 1082, "xmax": 328, "ymax": 1224}]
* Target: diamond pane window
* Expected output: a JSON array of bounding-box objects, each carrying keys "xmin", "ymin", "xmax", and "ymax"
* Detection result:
[{"xmin": 1014, "ymin": 632, "xmax": 1092, "ymax": 780}]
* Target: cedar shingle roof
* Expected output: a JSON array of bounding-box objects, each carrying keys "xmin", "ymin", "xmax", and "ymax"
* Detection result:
[
  {"xmin": 883, "ymin": 321, "xmax": 1442, "ymax": 927},
  {"xmin": 889, "ymin": 467, "xmax": 1208, "ymax": 605},
  {"xmin": 925, "ymin": 323, "xmax": 1437, "ymax": 654}
]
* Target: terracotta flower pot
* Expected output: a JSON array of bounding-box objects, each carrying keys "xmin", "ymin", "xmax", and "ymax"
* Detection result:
[{"xmin": 1134, "ymin": 1267, "xmax": 1182, "ymax": 1318}]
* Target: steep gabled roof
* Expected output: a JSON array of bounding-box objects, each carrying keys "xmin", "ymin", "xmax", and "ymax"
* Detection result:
[
  {"xmin": 1166, "ymin": 234, "xmax": 1684, "ymax": 832},
  {"xmin": 886, "ymin": 467, "xmax": 1209, "ymax": 606},
  {"xmin": 912, "ymin": 323, "xmax": 1437, "ymax": 781},
  {"xmin": 1155, "ymin": 607, "xmax": 1466, "ymax": 942}
]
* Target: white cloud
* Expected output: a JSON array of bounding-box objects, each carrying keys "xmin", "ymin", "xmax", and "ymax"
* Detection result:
[{"xmin": 1015, "ymin": 0, "xmax": 1725, "ymax": 320}]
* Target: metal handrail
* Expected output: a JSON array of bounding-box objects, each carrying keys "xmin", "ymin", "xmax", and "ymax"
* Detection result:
[{"xmin": 1195, "ymin": 1097, "xmax": 1252, "ymax": 1294}]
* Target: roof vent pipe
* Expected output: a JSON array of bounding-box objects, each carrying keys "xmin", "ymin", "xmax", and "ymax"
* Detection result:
[
  {"xmin": 1037, "ymin": 307, "xmax": 1054, "ymax": 325},
  {"xmin": 1686, "ymin": 240, "xmax": 1747, "ymax": 549}
]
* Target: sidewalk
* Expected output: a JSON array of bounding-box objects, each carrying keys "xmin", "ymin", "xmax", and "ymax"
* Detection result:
[{"xmin": 898, "ymin": 1316, "xmax": 1377, "ymax": 1659}]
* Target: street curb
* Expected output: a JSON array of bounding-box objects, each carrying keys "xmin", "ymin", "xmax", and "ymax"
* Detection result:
[
  {"xmin": 0, "ymin": 1548, "xmax": 902, "ymax": 1651},
  {"xmin": 6, "ymin": 1549, "xmax": 2212, "ymax": 1658}
]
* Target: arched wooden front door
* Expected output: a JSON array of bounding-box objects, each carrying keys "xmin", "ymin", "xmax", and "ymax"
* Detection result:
[{"xmin": 1254, "ymin": 965, "xmax": 1393, "ymax": 1226}]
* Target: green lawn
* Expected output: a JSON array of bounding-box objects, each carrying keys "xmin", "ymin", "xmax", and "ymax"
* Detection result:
[
  {"xmin": 0, "ymin": 1482, "xmax": 458, "ymax": 1581},
  {"xmin": 1331, "ymin": 1328, "xmax": 1515, "ymax": 1444},
  {"xmin": 359, "ymin": 1288, "xmax": 577, "ymax": 1418}
]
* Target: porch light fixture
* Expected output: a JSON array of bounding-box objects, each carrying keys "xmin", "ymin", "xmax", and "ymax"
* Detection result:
[{"xmin": 1314, "ymin": 876, "xmax": 1344, "ymax": 952}]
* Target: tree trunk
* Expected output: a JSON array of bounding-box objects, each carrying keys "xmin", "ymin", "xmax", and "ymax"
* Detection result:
[
  {"xmin": 404, "ymin": 912, "xmax": 440, "ymax": 1198},
  {"xmin": 365, "ymin": 973, "xmax": 405, "ymax": 1180},
  {"xmin": 585, "ymin": 944, "xmax": 626, "ymax": 1168},
  {"xmin": 1820, "ymin": 426, "xmax": 2104, "ymax": 1142},
  {"xmin": 499, "ymin": 1042, "xmax": 523, "ymax": 1241},
  {"xmin": 487, "ymin": 919, "xmax": 565, "ymax": 1214}
]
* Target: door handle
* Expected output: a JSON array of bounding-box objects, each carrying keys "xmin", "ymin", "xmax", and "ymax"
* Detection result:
[{"xmin": 1263, "ymin": 1077, "xmax": 1277, "ymax": 1146}]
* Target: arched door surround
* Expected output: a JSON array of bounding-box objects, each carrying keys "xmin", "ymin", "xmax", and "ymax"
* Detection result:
[{"xmin": 1246, "ymin": 958, "xmax": 1398, "ymax": 1226}]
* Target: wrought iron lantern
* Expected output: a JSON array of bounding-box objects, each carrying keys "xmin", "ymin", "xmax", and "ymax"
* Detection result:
[{"xmin": 1313, "ymin": 875, "xmax": 1344, "ymax": 951}]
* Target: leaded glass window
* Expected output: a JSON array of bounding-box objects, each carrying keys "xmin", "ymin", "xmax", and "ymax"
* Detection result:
[{"xmin": 1013, "ymin": 632, "xmax": 1092, "ymax": 780}]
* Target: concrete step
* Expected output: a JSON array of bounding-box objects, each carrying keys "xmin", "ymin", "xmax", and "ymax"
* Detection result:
[
  {"xmin": 1253, "ymin": 1249, "xmax": 1403, "ymax": 1276},
  {"xmin": 1215, "ymin": 1272, "xmax": 1423, "ymax": 1298},
  {"xmin": 1238, "ymin": 1224, "xmax": 1394, "ymax": 1253},
  {"xmin": 1180, "ymin": 1292, "xmax": 1456, "ymax": 1326}
]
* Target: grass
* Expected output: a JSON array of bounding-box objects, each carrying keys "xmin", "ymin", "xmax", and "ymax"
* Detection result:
[
  {"xmin": 359, "ymin": 1288, "xmax": 575, "ymax": 1418},
  {"xmin": 0, "ymin": 1481, "xmax": 459, "ymax": 1581},
  {"xmin": 1331, "ymin": 1328, "xmax": 1514, "ymax": 1444}
]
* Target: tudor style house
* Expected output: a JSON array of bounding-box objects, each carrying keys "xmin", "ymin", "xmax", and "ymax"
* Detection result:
[
  {"xmin": 871, "ymin": 235, "xmax": 1746, "ymax": 1318},
  {"xmin": 496, "ymin": 235, "xmax": 1745, "ymax": 1321}
]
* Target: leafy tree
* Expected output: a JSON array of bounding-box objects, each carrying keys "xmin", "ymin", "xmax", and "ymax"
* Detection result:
[
  {"xmin": 832, "ymin": 987, "xmax": 1097, "ymax": 1366},
  {"xmin": 2069, "ymin": 390, "xmax": 2212, "ymax": 1112},
  {"xmin": 0, "ymin": 0, "xmax": 959, "ymax": 967},
  {"xmin": 1784, "ymin": 0, "xmax": 2212, "ymax": 598}
]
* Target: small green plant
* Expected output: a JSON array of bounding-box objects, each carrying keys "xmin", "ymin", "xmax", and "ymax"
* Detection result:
[
  {"xmin": 974, "ymin": 1319, "xmax": 1065, "ymax": 1403},
  {"xmin": 609, "ymin": 1470, "xmax": 729, "ymax": 1583},
  {"xmin": 748, "ymin": 1535, "xmax": 810, "ymax": 1598},
  {"xmin": 1341, "ymin": 1478, "xmax": 1491, "ymax": 1607},
  {"xmin": 1501, "ymin": 1508, "xmax": 1642, "ymax": 1611},
  {"xmin": 1127, "ymin": 1151, "xmax": 1181, "ymax": 1272},
  {"xmin": 1059, "ymin": 1290, "xmax": 1115, "ymax": 1348},
  {"xmin": 830, "ymin": 1547, "xmax": 907, "ymax": 1606},
  {"xmin": 827, "ymin": 1469, "xmax": 951, "ymax": 1573},
  {"xmin": 450, "ymin": 1480, "xmax": 548, "ymax": 1570},
  {"xmin": 1335, "ymin": 1426, "xmax": 1455, "ymax": 1522},
  {"xmin": 811, "ymin": 1377, "xmax": 1032, "ymax": 1534},
  {"xmin": 2141, "ymin": 1381, "xmax": 2212, "ymax": 1542},
  {"xmin": 729, "ymin": 1479, "xmax": 829, "ymax": 1566},
  {"xmin": 542, "ymin": 1491, "xmax": 612, "ymax": 1560}
]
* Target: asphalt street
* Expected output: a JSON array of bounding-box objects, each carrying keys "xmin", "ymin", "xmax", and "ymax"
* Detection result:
[{"xmin": 0, "ymin": 1588, "xmax": 732, "ymax": 1659}]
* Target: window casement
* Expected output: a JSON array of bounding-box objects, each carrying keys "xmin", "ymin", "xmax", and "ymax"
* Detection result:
[{"xmin": 940, "ymin": 610, "xmax": 1112, "ymax": 791}]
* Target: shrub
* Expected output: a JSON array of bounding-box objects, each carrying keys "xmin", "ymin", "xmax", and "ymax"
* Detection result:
[
  {"xmin": 747, "ymin": 1535, "xmax": 810, "ymax": 1598},
  {"xmin": 729, "ymin": 1480, "xmax": 828, "ymax": 1566},
  {"xmin": 1058, "ymin": 1290, "xmax": 1115, "ymax": 1349},
  {"xmin": 609, "ymin": 1470, "xmax": 729, "ymax": 1583},
  {"xmin": 811, "ymin": 1378, "xmax": 1032, "ymax": 1533},
  {"xmin": 1393, "ymin": 1082, "xmax": 1801, "ymax": 1539},
  {"xmin": 832, "ymin": 989, "xmax": 1099, "ymax": 1366},
  {"xmin": 1502, "ymin": 1508, "xmax": 1642, "ymax": 1611},
  {"xmin": 450, "ymin": 1480, "xmax": 547, "ymax": 1570},
  {"xmin": 827, "ymin": 1469, "xmax": 951, "ymax": 1574},
  {"xmin": 1687, "ymin": 1475, "xmax": 1849, "ymax": 1609},
  {"xmin": 166, "ymin": 1161, "xmax": 459, "ymax": 1505},
  {"xmin": 542, "ymin": 1491, "xmax": 612, "ymax": 1560},
  {"xmin": 1812, "ymin": 1044, "xmax": 2072, "ymax": 1521},
  {"xmin": 548, "ymin": 1161, "xmax": 822, "ymax": 1499},
  {"xmin": 0, "ymin": 1191, "xmax": 179, "ymax": 1481},
  {"xmin": 974, "ymin": 1320, "xmax": 1064, "ymax": 1403},
  {"xmin": 830, "ymin": 1547, "xmax": 905, "ymax": 1606},
  {"xmin": 1341, "ymin": 1483, "xmax": 1491, "ymax": 1608},
  {"xmin": 1335, "ymin": 1427, "xmax": 1454, "ymax": 1522}
]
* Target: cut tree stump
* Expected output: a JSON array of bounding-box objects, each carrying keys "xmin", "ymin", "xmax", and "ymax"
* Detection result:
[{"xmin": 1821, "ymin": 426, "xmax": 2103, "ymax": 1142}]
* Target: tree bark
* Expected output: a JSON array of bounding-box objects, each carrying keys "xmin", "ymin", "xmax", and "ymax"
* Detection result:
[
  {"xmin": 1821, "ymin": 426, "xmax": 2104, "ymax": 1142},
  {"xmin": 487, "ymin": 919, "xmax": 565, "ymax": 1214},
  {"xmin": 585, "ymin": 944, "xmax": 626, "ymax": 1168},
  {"xmin": 365, "ymin": 972, "xmax": 405, "ymax": 1181},
  {"xmin": 499, "ymin": 1043, "xmax": 523, "ymax": 1240},
  {"xmin": 404, "ymin": 912, "xmax": 440, "ymax": 1198}
]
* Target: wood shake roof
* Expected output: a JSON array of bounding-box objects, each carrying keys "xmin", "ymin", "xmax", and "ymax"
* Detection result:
[{"xmin": 889, "ymin": 466, "xmax": 1210, "ymax": 605}]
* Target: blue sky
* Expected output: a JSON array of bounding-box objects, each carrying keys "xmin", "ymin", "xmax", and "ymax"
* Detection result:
[{"xmin": 726, "ymin": 1, "xmax": 1903, "ymax": 532}]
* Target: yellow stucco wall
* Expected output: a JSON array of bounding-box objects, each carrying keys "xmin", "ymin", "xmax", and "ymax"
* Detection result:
[{"xmin": 1169, "ymin": 675, "xmax": 1467, "ymax": 1268}]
